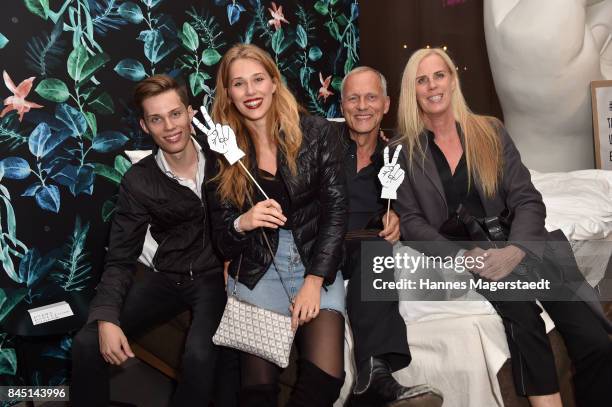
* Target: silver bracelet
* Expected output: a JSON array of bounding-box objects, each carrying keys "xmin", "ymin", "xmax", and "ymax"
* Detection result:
[{"xmin": 233, "ymin": 215, "xmax": 244, "ymax": 234}]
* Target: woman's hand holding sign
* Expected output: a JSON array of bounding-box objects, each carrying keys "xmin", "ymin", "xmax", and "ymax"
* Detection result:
[{"xmin": 239, "ymin": 199, "xmax": 287, "ymax": 231}]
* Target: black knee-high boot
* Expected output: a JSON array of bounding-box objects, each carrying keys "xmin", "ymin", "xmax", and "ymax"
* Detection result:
[
  {"xmin": 239, "ymin": 383, "xmax": 279, "ymax": 407},
  {"xmin": 286, "ymin": 359, "xmax": 345, "ymax": 407}
]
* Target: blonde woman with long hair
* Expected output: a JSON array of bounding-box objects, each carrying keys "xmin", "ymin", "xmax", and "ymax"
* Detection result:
[
  {"xmin": 205, "ymin": 43, "xmax": 347, "ymax": 406},
  {"xmin": 394, "ymin": 47, "xmax": 611, "ymax": 407}
]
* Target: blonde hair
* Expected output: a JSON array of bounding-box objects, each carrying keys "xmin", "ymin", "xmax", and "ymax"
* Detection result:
[
  {"xmin": 396, "ymin": 48, "xmax": 503, "ymax": 198},
  {"xmin": 211, "ymin": 43, "xmax": 302, "ymax": 208}
]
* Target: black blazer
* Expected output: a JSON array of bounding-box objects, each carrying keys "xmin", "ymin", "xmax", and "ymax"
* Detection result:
[{"xmin": 395, "ymin": 124, "xmax": 547, "ymax": 259}]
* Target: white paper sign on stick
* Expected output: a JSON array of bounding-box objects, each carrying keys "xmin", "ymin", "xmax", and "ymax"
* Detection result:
[
  {"xmin": 378, "ymin": 145, "xmax": 405, "ymax": 200},
  {"xmin": 378, "ymin": 145, "xmax": 405, "ymax": 230},
  {"xmin": 192, "ymin": 106, "xmax": 245, "ymax": 165},
  {"xmin": 192, "ymin": 106, "xmax": 269, "ymax": 200}
]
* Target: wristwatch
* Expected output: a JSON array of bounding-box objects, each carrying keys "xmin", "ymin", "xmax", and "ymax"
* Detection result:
[{"xmin": 233, "ymin": 215, "xmax": 244, "ymax": 234}]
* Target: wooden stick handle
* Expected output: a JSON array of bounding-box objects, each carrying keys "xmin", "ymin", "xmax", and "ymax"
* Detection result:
[
  {"xmin": 386, "ymin": 199, "xmax": 391, "ymax": 229},
  {"xmin": 238, "ymin": 160, "xmax": 269, "ymax": 200}
]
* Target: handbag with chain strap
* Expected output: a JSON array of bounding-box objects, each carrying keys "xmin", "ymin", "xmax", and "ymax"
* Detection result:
[{"xmin": 212, "ymin": 192, "xmax": 296, "ymax": 368}]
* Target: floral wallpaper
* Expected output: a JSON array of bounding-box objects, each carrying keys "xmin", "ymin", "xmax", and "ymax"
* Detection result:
[{"xmin": 0, "ymin": 0, "xmax": 358, "ymax": 399}]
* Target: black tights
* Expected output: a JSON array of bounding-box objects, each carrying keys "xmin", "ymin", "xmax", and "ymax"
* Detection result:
[{"xmin": 240, "ymin": 309, "xmax": 345, "ymax": 401}]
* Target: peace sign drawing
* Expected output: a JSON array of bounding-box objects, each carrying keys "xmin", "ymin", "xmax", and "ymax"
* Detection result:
[
  {"xmin": 378, "ymin": 145, "xmax": 405, "ymax": 200},
  {"xmin": 192, "ymin": 106, "xmax": 245, "ymax": 165},
  {"xmin": 192, "ymin": 106, "xmax": 271, "ymax": 199}
]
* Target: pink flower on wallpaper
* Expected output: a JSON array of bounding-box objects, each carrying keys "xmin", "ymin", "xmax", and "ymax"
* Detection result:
[
  {"xmin": 268, "ymin": 2, "xmax": 289, "ymax": 31},
  {"xmin": 318, "ymin": 72, "xmax": 334, "ymax": 101},
  {"xmin": 1, "ymin": 70, "xmax": 43, "ymax": 122}
]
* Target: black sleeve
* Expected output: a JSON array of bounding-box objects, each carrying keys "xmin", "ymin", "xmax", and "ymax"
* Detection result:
[
  {"xmin": 87, "ymin": 173, "xmax": 151, "ymax": 326},
  {"xmin": 305, "ymin": 121, "xmax": 348, "ymax": 283}
]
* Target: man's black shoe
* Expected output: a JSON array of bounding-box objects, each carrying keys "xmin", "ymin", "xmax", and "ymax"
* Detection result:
[{"xmin": 351, "ymin": 357, "xmax": 443, "ymax": 407}]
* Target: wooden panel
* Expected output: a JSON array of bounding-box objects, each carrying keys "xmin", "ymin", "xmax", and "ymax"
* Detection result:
[{"xmin": 130, "ymin": 342, "xmax": 178, "ymax": 380}]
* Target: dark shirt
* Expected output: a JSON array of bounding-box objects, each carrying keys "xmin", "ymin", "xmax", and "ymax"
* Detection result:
[
  {"xmin": 255, "ymin": 167, "xmax": 293, "ymax": 229},
  {"xmin": 342, "ymin": 125, "xmax": 387, "ymax": 231},
  {"xmin": 427, "ymin": 129, "xmax": 486, "ymax": 219}
]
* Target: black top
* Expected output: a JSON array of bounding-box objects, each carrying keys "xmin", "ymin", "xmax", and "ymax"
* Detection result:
[
  {"xmin": 207, "ymin": 114, "xmax": 348, "ymax": 289},
  {"xmin": 427, "ymin": 129, "xmax": 486, "ymax": 219},
  {"xmin": 255, "ymin": 168, "xmax": 293, "ymax": 229},
  {"xmin": 343, "ymin": 127, "xmax": 386, "ymax": 231}
]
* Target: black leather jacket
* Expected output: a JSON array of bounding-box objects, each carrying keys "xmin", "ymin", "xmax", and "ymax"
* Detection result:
[
  {"xmin": 206, "ymin": 114, "xmax": 348, "ymax": 289},
  {"xmin": 88, "ymin": 143, "xmax": 222, "ymax": 326}
]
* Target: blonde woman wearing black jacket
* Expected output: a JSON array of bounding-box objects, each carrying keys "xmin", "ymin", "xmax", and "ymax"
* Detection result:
[
  {"xmin": 206, "ymin": 43, "xmax": 348, "ymax": 407},
  {"xmin": 394, "ymin": 47, "xmax": 611, "ymax": 407}
]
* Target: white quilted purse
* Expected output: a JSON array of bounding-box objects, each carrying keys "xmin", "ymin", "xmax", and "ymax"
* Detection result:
[
  {"xmin": 213, "ymin": 295, "xmax": 294, "ymax": 367},
  {"xmin": 213, "ymin": 229, "xmax": 295, "ymax": 368}
]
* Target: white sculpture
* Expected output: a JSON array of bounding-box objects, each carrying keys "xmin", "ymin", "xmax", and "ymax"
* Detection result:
[{"xmin": 484, "ymin": 0, "xmax": 612, "ymax": 171}]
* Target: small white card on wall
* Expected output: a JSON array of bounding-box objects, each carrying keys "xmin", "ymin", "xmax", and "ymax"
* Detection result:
[{"xmin": 28, "ymin": 301, "xmax": 74, "ymax": 325}]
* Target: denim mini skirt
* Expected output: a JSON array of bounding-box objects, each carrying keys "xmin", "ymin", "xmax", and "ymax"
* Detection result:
[{"xmin": 227, "ymin": 228, "xmax": 345, "ymax": 316}]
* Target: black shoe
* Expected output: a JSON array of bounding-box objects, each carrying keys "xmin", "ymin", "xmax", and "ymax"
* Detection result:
[{"xmin": 352, "ymin": 357, "xmax": 443, "ymax": 407}]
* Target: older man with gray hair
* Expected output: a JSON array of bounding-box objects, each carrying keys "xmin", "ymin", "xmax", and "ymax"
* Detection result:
[{"xmin": 337, "ymin": 66, "xmax": 443, "ymax": 407}]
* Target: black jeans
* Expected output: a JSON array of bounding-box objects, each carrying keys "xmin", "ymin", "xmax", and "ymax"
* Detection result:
[
  {"xmin": 71, "ymin": 269, "xmax": 238, "ymax": 407},
  {"xmin": 345, "ymin": 236, "xmax": 411, "ymax": 372},
  {"xmin": 489, "ymin": 299, "xmax": 612, "ymax": 406}
]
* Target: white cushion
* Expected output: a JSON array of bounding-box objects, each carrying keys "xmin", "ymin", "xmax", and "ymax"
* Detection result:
[{"xmin": 530, "ymin": 169, "xmax": 612, "ymax": 240}]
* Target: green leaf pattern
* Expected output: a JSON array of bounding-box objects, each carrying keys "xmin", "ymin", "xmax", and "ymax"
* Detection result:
[
  {"xmin": 0, "ymin": 0, "xmax": 359, "ymax": 385},
  {"xmin": 35, "ymin": 78, "xmax": 70, "ymax": 102},
  {"xmin": 118, "ymin": 2, "xmax": 144, "ymax": 24},
  {"xmin": 0, "ymin": 33, "xmax": 9, "ymax": 49}
]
